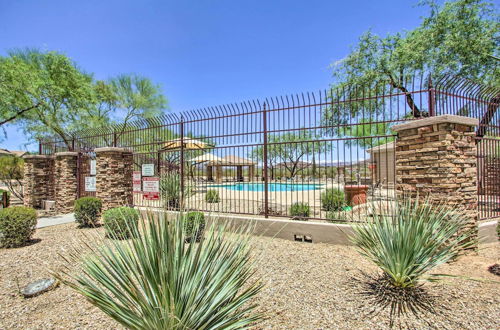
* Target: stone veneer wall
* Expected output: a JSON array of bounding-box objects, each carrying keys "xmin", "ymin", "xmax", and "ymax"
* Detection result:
[
  {"xmin": 393, "ymin": 115, "xmax": 479, "ymax": 244},
  {"xmin": 23, "ymin": 155, "xmax": 55, "ymax": 209},
  {"xmin": 54, "ymin": 152, "xmax": 79, "ymax": 213},
  {"xmin": 95, "ymin": 147, "xmax": 133, "ymax": 212}
]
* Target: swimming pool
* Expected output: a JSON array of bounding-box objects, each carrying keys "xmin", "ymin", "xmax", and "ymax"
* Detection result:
[{"xmin": 210, "ymin": 183, "xmax": 323, "ymax": 192}]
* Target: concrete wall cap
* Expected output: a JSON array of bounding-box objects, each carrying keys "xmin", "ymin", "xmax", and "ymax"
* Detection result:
[
  {"xmin": 22, "ymin": 154, "xmax": 53, "ymax": 160},
  {"xmin": 392, "ymin": 115, "xmax": 479, "ymax": 132},
  {"xmin": 54, "ymin": 151, "xmax": 79, "ymax": 157},
  {"xmin": 94, "ymin": 147, "xmax": 130, "ymax": 153}
]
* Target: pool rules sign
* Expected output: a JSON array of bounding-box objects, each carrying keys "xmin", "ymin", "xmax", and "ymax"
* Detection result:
[{"xmin": 143, "ymin": 177, "xmax": 160, "ymax": 200}]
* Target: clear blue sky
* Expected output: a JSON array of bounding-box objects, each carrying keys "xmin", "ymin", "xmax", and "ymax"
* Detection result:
[{"xmin": 0, "ymin": 0, "xmax": 428, "ymax": 151}]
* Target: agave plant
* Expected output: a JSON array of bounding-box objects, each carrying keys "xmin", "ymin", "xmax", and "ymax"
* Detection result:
[
  {"xmin": 56, "ymin": 212, "xmax": 263, "ymax": 329},
  {"xmin": 350, "ymin": 196, "xmax": 474, "ymax": 288}
]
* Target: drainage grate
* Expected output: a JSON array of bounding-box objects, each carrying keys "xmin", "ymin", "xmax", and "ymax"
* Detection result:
[{"xmin": 294, "ymin": 234, "xmax": 313, "ymax": 243}]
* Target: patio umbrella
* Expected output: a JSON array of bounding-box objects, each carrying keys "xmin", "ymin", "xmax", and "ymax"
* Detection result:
[
  {"xmin": 161, "ymin": 137, "xmax": 209, "ymax": 150},
  {"xmin": 189, "ymin": 153, "xmax": 223, "ymax": 164}
]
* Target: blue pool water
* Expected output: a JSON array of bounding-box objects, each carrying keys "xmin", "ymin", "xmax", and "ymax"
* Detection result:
[{"xmin": 210, "ymin": 183, "xmax": 322, "ymax": 192}]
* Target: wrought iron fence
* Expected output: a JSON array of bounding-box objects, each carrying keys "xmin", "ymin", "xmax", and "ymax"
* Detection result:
[{"xmin": 39, "ymin": 74, "xmax": 500, "ymax": 221}]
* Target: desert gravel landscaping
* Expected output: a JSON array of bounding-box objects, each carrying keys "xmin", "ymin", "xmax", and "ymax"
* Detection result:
[{"xmin": 0, "ymin": 223, "xmax": 499, "ymax": 329}]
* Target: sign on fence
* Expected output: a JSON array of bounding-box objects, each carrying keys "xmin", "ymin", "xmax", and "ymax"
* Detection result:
[
  {"xmin": 142, "ymin": 164, "xmax": 155, "ymax": 177},
  {"xmin": 143, "ymin": 177, "xmax": 159, "ymax": 200},
  {"xmin": 85, "ymin": 177, "xmax": 96, "ymax": 192},
  {"xmin": 90, "ymin": 160, "xmax": 96, "ymax": 175},
  {"xmin": 133, "ymin": 171, "xmax": 142, "ymax": 193}
]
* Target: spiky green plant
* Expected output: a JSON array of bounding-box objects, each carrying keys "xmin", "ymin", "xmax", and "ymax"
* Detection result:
[
  {"xmin": 350, "ymin": 196, "xmax": 474, "ymax": 288},
  {"xmin": 56, "ymin": 212, "xmax": 263, "ymax": 329},
  {"xmin": 159, "ymin": 172, "xmax": 193, "ymax": 209}
]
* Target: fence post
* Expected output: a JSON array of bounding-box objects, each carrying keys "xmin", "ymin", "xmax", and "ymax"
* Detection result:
[
  {"xmin": 428, "ymin": 75, "xmax": 436, "ymax": 117},
  {"xmin": 262, "ymin": 103, "xmax": 269, "ymax": 218},
  {"xmin": 179, "ymin": 117, "xmax": 185, "ymax": 209},
  {"xmin": 38, "ymin": 140, "xmax": 42, "ymax": 155}
]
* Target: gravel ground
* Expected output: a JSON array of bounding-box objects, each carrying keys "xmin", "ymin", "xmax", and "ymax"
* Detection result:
[{"xmin": 0, "ymin": 223, "xmax": 498, "ymax": 329}]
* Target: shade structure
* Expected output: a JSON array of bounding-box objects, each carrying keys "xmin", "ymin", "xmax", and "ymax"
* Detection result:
[
  {"xmin": 162, "ymin": 137, "xmax": 209, "ymax": 151},
  {"xmin": 210, "ymin": 155, "xmax": 256, "ymax": 166},
  {"xmin": 189, "ymin": 153, "xmax": 223, "ymax": 164}
]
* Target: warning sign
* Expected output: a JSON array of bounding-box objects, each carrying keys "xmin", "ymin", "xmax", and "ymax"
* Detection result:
[
  {"xmin": 143, "ymin": 177, "xmax": 160, "ymax": 200},
  {"xmin": 85, "ymin": 177, "xmax": 96, "ymax": 192},
  {"xmin": 133, "ymin": 171, "xmax": 142, "ymax": 193}
]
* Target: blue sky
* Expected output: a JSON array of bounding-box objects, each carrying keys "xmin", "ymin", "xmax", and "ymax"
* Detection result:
[{"xmin": 0, "ymin": 0, "xmax": 428, "ymax": 151}]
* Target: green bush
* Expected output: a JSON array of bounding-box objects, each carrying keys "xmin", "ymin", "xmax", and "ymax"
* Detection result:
[
  {"xmin": 56, "ymin": 211, "xmax": 262, "ymax": 329},
  {"xmin": 326, "ymin": 210, "xmax": 352, "ymax": 223},
  {"xmin": 289, "ymin": 202, "xmax": 310, "ymax": 218},
  {"xmin": 0, "ymin": 206, "xmax": 37, "ymax": 248},
  {"xmin": 183, "ymin": 211, "xmax": 206, "ymax": 243},
  {"xmin": 103, "ymin": 207, "xmax": 140, "ymax": 239},
  {"xmin": 350, "ymin": 197, "xmax": 474, "ymax": 288},
  {"xmin": 321, "ymin": 188, "xmax": 345, "ymax": 211},
  {"xmin": 74, "ymin": 197, "xmax": 102, "ymax": 227},
  {"xmin": 205, "ymin": 189, "xmax": 220, "ymax": 203},
  {"xmin": 0, "ymin": 189, "xmax": 10, "ymax": 208}
]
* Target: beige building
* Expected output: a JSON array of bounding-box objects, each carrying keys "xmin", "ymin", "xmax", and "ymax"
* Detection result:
[{"xmin": 366, "ymin": 141, "xmax": 395, "ymax": 186}]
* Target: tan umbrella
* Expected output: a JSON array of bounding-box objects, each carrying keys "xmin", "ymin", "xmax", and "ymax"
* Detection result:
[
  {"xmin": 189, "ymin": 153, "xmax": 223, "ymax": 164},
  {"xmin": 162, "ymin": 137, "xmax": 208, "ymax": 150}
]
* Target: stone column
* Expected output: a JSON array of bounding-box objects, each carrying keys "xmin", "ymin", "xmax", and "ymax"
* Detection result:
[
  {"xmin": 54, "ymin": 152, "xmax": 78, "ymax": 214},
  {"xmin": 393, "ymin": 115, "xmax": 479, "ymax": 243},
  {"xmin": 23, "ymin": 155, "xmax": 55, "ymax": 209},
  {"xmin": 95, "ymin": 147, "xmax": 133, "ymax": 212}
]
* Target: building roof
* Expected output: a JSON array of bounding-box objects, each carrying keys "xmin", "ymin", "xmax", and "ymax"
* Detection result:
[
  {"xmin": 0, "ymin": 149, "xmax": 27, "ymax": 157},
  {"xmin": 366, "ymin": 141, "xmax": 395, "ymax": 153},
  {"xmin": 211, "ymin": 155, "xmax": 256, "ymax": 166}
]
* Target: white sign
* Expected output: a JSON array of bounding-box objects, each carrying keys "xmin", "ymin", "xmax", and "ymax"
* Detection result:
[
  {"xmin": 85, "ymin": 177, "xmax": 96, "ymax": 192},
  {"xmin": 143, "ymin": 177, "xmax": 160, "ymax": 200},
  {"xmin": 133, "ymin": 171, "xmax": 142, "ymax": 193},
  {"xmin": 142, "ymin": 164, "xmax": 155, "ymax": 177},
  {"xmin": 90, "ymin": 160, "xmax": 96, "ymax": 176}
]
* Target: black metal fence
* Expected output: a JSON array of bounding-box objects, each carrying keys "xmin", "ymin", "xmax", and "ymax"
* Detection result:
[{"xmin": 39, "ymin": 74, "xmax": 500, "ymax": 221}]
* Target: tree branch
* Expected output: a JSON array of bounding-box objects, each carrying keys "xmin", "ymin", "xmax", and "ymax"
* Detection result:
[{"xmin": 0, "ymin": 103, "xmax": 40, "ymax": 126}]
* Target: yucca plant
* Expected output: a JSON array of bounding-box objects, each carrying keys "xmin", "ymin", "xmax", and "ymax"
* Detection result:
[
  {"xmin": 350, "ymin": 195, "xmax": 474, "ymax": 288},
  {"xmin": 159, "ymin": 172, "xmax": 193, "ymax": 209},
  {"xmin": 55, "ymin": 212, "xmax": 263, "ymax": 329}
]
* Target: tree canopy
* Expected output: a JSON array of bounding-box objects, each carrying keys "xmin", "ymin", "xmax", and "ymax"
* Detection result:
[
  {"xmin": 250, "ymin": 131, "xmax": 327, "ymax": 178},
  {"xmin": 0, "ymin": 49, "xmax": 168, "ymax": 148},
  {"xmin": 324, "ymin": 0, "xmax": 499, "ymax": 128}
]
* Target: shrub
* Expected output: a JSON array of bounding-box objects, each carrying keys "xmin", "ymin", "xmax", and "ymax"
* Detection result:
[
  {"xmin": 160, "ymin": 173, "xmax": 193, "ymax": 209},
  {"xmin": 183, "ymin": 211, "xmax": 206, "ymax": 243},
  {"xmin": 56, "ymin": 212, "xmax": 262, "ymax": 329},
  {"xmin": 205, "ymin": 189, "xmax": 220, "ymax": 203},
  {"xmin": 74, "ymin": 197, "xmax": 102, "ymax": 227},
  {"xmin": 0, "ymin": 189, "xmax": 10, "ymax": 208},
  {"xmin": 321, "ymin": 188, "xmax": 345, "ymax": 211},
  {"xmin": 350, "ymin": 196, "xmax": 474, "ymax": 288},
  {"xmin": 103, "ymin": 207, "xmax": 140, "ymax": 239},
  {"xmin": 289, "ymin": 202, "xmax": 310, "ymax": 218},
  {"xmin": 326, "ymin": 210, "xmax": 352, "ymax": 223},
  {"xmin": 0, "ymin": 206, "xmax": 37, "ymax": 248}
]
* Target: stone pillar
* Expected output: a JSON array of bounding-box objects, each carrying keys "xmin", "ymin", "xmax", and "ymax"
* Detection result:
[
  {"xmin": 95, "ymin": 147, "xmax": 133, "ymax": 212},
  {"xmin": 23, "ymin": 155, "xmax": 55, "ymax": 209},
  {"xmin": 54, "ymin": 152, "xmax": 78, "ymax": 214},
  {"xmin": 393, "ymin": 115, "xmax": 479, "ymax": 242}
]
